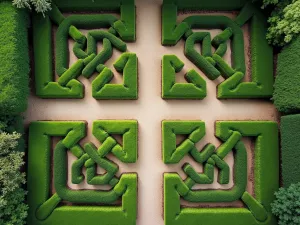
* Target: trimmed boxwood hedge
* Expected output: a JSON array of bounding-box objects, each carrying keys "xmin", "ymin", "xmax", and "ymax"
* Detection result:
[
  {"xmin": 0, "ymin": 1, "xmax": 29, "ymax": 115},
  {"xmin": 273, "ymin": 35, "xmax": 300, "ymax": 114},
  {"xmin": 163, "ymin": 0, "xmax": 248, "ymax": 10},
  {"xmin": 53, "ymin": 0, "xmax": 132, "ymax": 12},
  {"xmin": 281, "ymin": 114, "xmax": 300, "ymax": 187}
]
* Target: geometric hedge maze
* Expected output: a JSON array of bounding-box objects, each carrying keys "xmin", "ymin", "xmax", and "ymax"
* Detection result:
[
  {"xmin": 162, "ymin": 2, "xmax": 274, "ymax": 99},
  {"xmin": 28, "ymin": 0, "xmax": 279, "ymax": 225},
  {"xmin": 162, "ymin": 120, "xmax": 279, "ymax": 225},
  {"xmin": 27, "ymin": 120, "xmax": 138, "ymax": 225},
  {"xmin": 30, "ymin": 1, "xmax": 139, "ymax": 224},
  {"xmin": 33, "ymin": 0, "xmax": 137, "ymax": 99},
  {"xmin": 28, "ymin": 120, "xmax": 279, "ymax": 225},
  {"xmin": 161, "ymin": 2, "xmax": 278, "ymax": 224}
]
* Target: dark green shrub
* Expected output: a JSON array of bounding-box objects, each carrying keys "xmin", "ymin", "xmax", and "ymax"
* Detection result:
[
  {"xmin": 0, "ymin": 2, "xmax": 29, "ymax": 115},
  {"xmin": 280, "ymin": 114, "xmax": 300, "ymax": 186},
  {"xmin": 273, "ymin": 35, "xmax": 300, "ymax": 114},
  {"xmin": 271, "ymin": 183, "xmax": 300, "ymax": 225},
  {"xmin": 0, "ymin": 132, "xmax": 28, "ymax": 225},
  {"xmin": 258, "ymin": 0, "xmax": 278, "ymax": 8},
  {"xmin": 0, "ymin": 115, "xmax": 25, "ymax": 153},
  {"xmin": 0, "ymin": 115, "xmax": 23, "ymax": 133}
]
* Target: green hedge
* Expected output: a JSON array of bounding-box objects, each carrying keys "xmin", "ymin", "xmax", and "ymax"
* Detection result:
[
  {"xmin": 273, "ymin": 35, "xmax": 300, "ymax": 114},
  {"xmin": 0, "ymin": 2, "xmax": 29, "ymax": 115},
  {"xmin": 28, "ymin": 121, "xmax": 138, "ymax": 224},
  {"xmin": 162, "ymin": 55, "xmax": 207, "ymax": 99},
  {"xmin": 34, "ymin": 2, "xmax": 136, "ymax": 99},
  {"xmin": 281, "ymin": 114, "xmax": 300, "ymax": 187},
  {"xmin": 164, "ymin": 121, "xmax": 278, "ymax": 225},
  {"xmin": 163, "ymin": 0, "xmax": 249, "ymax": 10},
  {"xmin": 53, "ymin": 0, "xmax": 122, "ymax": 11}
]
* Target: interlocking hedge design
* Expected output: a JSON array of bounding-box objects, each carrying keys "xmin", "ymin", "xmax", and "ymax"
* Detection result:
[
  {"xmin": 24, "ymin": 1, "xmax": 281, "ymax": 225},
  {"xmin": 163, "ymin": 120, "xmax": 279, "ymax": 225},
  {"xmin": 33, "ymin": 0, "xmax": 138, "ymax": 99},
  {"xmin": 161, "ymin": 1, "xmax": 273, "ymax": 99},
  {"xmin": 162, "ymin": 55, "xmax": 207, "ymax": 99},
  {"xmin": 27, "ymin": 120, "xmax": 138, "ymax": 225}
]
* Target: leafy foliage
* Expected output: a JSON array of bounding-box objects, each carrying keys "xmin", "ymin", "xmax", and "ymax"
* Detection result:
[
  {"xmin": 271, "ymin": 183, "xmax": 300, "ymax": 225},
  {"xmin": 267, "ymin": 0, "xmax": 300, "ymax": 46},
  {"xmin": 0, "ymin": 115, "xmax": 22, "ymax": 133},
  {"xmin": 12, "ymin": 0, "xmax": 51, "ymax": 15},
  {"xmin": 0, "ymin": 132, "xmax": 21, "ymax": 155},
  {"xmin": 256, "ymin": 0, "xmax": 300, "ymax": 47},
  {"xmin": 259, "ymin": 0, "xmax": 279, "ymax": 8},
  {"xmin": 0, "ymin": 132, "xmax": 28, "ymax": 225}
]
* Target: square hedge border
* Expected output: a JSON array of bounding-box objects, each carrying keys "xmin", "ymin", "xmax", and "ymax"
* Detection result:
[
  {"xmin": 27, "ymin": 121, "xmax": 138, "ymax": 225},
  {"xmin": 161, "ymin": 1, "xmax": 274, "ymax": 99},
  {"xmin": 162, "ymin": 0, "xmax": 249, "ymax": 10},
  {"xmin": 163, "ymin": 121, "xmax": 279, "ymax": 225},
  {"xmin": 33, "ymin": 0, "xmax": 136, "ymax": 99}
]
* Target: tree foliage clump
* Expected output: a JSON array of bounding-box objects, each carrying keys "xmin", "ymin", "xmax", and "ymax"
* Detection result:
[
  {"xmin": 271, "ymin": 182, "xmax": 300, "ymax": 225},
  {"xmin": 12, "ymin": 0, "xmax": 51, "ymax": 15},
  {"xmin": 260, "ymin": 0, "xmax": 279, "ymax": 8},
  {"xmin": 258, "ymin": 0, "xmax": 300, "ymax": 47},
  {"xmin": 0, "ymin": 132, "xmax": 28, "ymax": 225}
]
